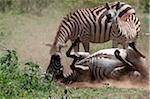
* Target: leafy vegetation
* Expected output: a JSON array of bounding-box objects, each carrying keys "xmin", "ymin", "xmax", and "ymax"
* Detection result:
[{"xmin": 0, "ymin": 49, "xmax": 59, "ymax": 98}]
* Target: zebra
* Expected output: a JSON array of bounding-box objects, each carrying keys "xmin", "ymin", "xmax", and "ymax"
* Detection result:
[
  {"xmin": 105, "ymin": 2, "xmax": 141, "ymax": 49},
  {"xmin": 46, "ymin": 37, "xmax": 146, "ymax": 84},
  {"xmin": 64, "ymin": 37, "xmax": 146, "ymax": 83},
  {"xmin": 75, "ymin": 44, "xmax": 146, "ymax": 82},
  {"xmin": 50, "ymin": 2, "xmax": 136, "ymax": 55}
]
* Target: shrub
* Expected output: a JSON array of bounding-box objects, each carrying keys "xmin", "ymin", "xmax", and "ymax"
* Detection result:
[
  {"xmin": 20, "ymin": 61, "xmax": 41, "ymax": 91},
  {"xmin": 0, "ymin": 50, "xmax": 21, "ymax": 97},
  {"xmin": 0, "ymin": 49, "xmax": 60, "ymax": 98}
]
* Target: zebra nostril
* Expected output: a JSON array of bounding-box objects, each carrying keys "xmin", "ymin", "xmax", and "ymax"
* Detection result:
[{"xmin": 106, "ymin": 14, "xmax": 111, "ymax": 18}]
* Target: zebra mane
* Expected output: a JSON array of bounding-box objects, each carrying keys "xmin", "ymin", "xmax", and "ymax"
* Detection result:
[
  {"xmin": 111, "ymin": 2, "xmax": 125, "ymax": 8},
  {"xmin": 120, "ymin": 13, "xmax": 131, "ymax": 21},
  {"xmin": 63, "ymin": 12, "xmax": 72, "ymax": 22}
]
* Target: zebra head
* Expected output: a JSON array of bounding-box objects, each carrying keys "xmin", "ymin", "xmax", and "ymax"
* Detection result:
[
  {"xmin": 46, "ymin": 53, "xmax": 64, "ymax": 80},
  {"xmin": 105, "ymin": 2, "xmax": 120, "ymax": 22}
]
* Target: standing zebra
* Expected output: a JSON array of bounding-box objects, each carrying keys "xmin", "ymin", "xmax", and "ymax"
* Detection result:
[
  {"xmin": 50, "ymin": 2, "xmax": 136, "ymax": 55},
  {"xmin": 105, "ymin": 2, "xmax": 141, "ymax": 48}
]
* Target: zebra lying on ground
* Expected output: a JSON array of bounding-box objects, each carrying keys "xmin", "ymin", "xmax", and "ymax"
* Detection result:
[
  {"xmin": 46, "ymin": 37, "xmax": 147, "ymax": 84},
  {"xmin": 105, "ymin": 2, "xmax": 141, "ymax": 49},
  {"xmin": 50, "ymin": 2, "xmax": 136, "ymax": 55},
  {"xmin": 63, "ymin": 37, "xmax": 146, "ymax": 83}
]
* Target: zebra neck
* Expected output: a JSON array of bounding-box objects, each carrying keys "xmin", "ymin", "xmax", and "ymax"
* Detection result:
[
  {"xmin": 53, "ymin": 31, "xmax": 69, "ymax": 52},
  {"xmin": 112, "ymin": 18, "xmax": 122, "ymax": 36}
]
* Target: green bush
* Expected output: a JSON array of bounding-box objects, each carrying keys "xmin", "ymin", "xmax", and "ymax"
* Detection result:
[
  {"xmin": 0, "ymin": 49, "xmax": 60, "ymax": 98},
  {"xmin": 0, "ymin": 0, "xmax": 12, "ymax": 12},
  {"xmin": 20, "ymin": 62, "xmax": 41, "ymax": 91},
  {"xmin": 0, "ymin": 50, "xmax": 21, "ymax": 97}
]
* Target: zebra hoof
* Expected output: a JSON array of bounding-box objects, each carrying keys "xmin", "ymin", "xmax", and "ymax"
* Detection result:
[
  {"xmin": 128, "ymin": 71, "xmax": 141, "ymax": 81},
  {"xmin": 110, "ymin": 68, "xmax": 123, "ymax": 80},
  {"xmin": 61, "ymin": 78, "xmax": 73, "ymax": 85}
]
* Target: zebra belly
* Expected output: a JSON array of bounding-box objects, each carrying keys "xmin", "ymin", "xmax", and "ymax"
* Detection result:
[
  {"xmin": 90, "ymin": 58, "xmax": 124, "ymax": 70},
  {"xmin": 90, "ymin": 58, "xmax": 124, "ymax": 80}
]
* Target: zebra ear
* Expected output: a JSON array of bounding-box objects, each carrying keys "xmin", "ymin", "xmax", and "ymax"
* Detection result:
[
  {"xmin": 116, "ymin": 2, "xmax": 120, "ymax": 10},
  {"xmin": 105, "ymin": 2, "xmax": 110, "ymax": 10}
]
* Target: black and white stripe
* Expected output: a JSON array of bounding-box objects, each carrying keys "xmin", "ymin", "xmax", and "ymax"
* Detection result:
[
  {"xmin": 63, "ymin": 38, "xmax": 136, "ymax": 82},
  {"xmin": 75, "ymin": 42, "xmax": 145, "ymax": 81},
  {"xmin": 46, "ymin": 54, "xmax": 64, "ymax": 80},
  {"xmin": 76, "ymin": 49, "xmax": 128, "ymax": 80},
  {"xmin": 48, "ymin": 38, "xmax": 146, "ymax": 84},
  {"xmin": 105, "ymin": 2, "xmax": 141, "ymax": 48},
  {"xmin": 50, "ymin": 2, "xmax": 136, "ymax": 54}
]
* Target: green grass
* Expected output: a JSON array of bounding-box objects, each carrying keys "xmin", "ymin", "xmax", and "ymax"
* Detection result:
[{"xmin": 67, "ymin": 87, "xmax": 149, "ymax": 99}]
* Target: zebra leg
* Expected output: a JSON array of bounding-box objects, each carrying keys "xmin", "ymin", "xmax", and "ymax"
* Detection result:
[
  {"xmin": 73, "ymin": 42, "xmax": 80, "ymax": 52},
  {"xmin": 128, "ymin": 42, "xmax": 145, "ymax": 58},
  {"xmin": 111, "ymin": 65, "xmax": 136, "ymax": 80},
  {"xmin": 70, "ymin": 37, "xmax": 81, "ymax": 52},
  {"xmin": 113, "ymin": 50, "xmax": 137, "ymax": 79},
  {"xmin": 112, "ymin": 40, "xmax": 118, "ymax": 48},
  {"xmin": 133, "ymin": 35, "xmax": 138, "ymax": 46},
  {"xmin": 82, "ymin": 42, "xmax": 89, "ymax": 52},
  {"xmin": 62, "ymin": 70, "xmax": 78, "ymax": 84},
  {"xmin": 111, "ymin": 66, "xmax": 126, "ymax": 80},
  {"xmin": 114, "ymin": 50, "xmax": 133, "ymax": 67},
  {"xmin": 111, "ymin": 67, "xmax": 141, "ymax": 81},
  {"xmin": 66, "ymin": 37, "xmax": 81, "ymax": 58},
  {"xmin": 128, "ymin": 71, "xmax": 142, "ymax": 81},
  {"xmin": 122, "ymin": 41, "xmax": 128, "ymax": 49},
  {"xmin": 66, "ymin": 37, "xmax": 82, "ymax": 70}
]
